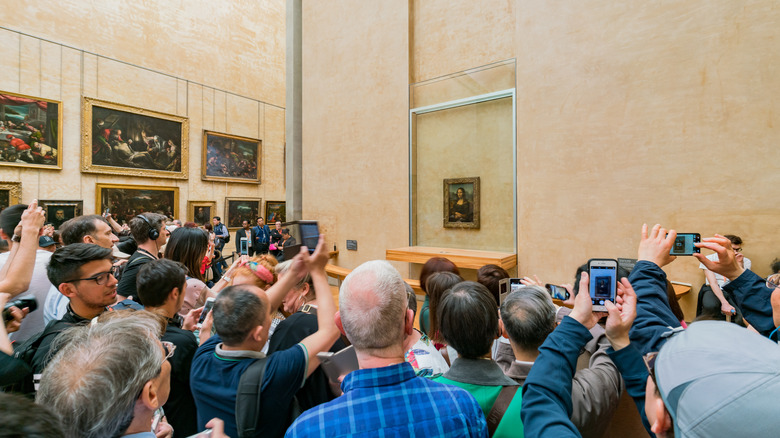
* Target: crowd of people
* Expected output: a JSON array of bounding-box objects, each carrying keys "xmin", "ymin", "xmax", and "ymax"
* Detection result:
[{"xmin": 1, "ymin": 199, "xmax": 779, "ymax": 437}]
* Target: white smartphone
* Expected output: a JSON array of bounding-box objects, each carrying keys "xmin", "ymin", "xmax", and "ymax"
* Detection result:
[
  {"xmin": 240, "ymin": 237, "xmax": 248, "ymax": 255},
  {"xmin": 588, "ymin": 258, "xmax": 617, "ymax": 312},
  {"xmin": 198, "ymin": 297, "xmax": 216, "ymax": 328}
]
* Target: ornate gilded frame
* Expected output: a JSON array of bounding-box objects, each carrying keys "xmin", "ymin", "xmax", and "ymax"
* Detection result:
[
  {"xmin": 225, "ymin": 197, "xmax": 261, "ymax": 230},
  {"xmin": 0, "ymin": 90, "xmax": 63, "ymax": 170},
  {"xmin": 188, "ymin": 200, "xmax": 217, "ymax": 226},
  {"xmin": 264, "ymin": 200, "xmax": 286, "ymax": 223},
  {"xmin": 0, "ymin": 181, "xmax": 22, "ymax": 208},
  {"xmin": 39, "ymin": 200, "xmax": 83, "ymax": 230},
  {"xmin": 96, "ymin": 183, "xmax": 179, "ymax": 222},
  {"xmin": 81, "ymin": 97, "xmax": 189, "ymax": 179},
  {"xmin": 202, "ymin": 130, "xmax": 262, "ymax": 183},
  {"xmin": 443, "ymin": 177, "xmax": 480, "ymax": 229}
]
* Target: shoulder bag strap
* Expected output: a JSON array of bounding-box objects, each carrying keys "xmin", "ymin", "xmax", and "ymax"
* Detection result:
[
  {"xmin": 235, "ymin": 357, "xmax": 269, "ymax": 438},
  {"xmin": 486, "ymin": 385, "xmax": 519, "ymax": 437}
]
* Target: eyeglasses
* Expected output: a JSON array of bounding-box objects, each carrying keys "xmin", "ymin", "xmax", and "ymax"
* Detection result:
[
  {"xmin": 162, "ymin": 341, "xmax": 176, "ymax": 360},
  {"xmin": 732, "ymin": 247, "xmax": 743, "ymax": 253},
  {"xmin": 65, "ymin": 266, "xmax": 117, "ymax": 285},
  {"xmin": 643, "ymin": 351, "xmax": 659, "ymax": 387}
]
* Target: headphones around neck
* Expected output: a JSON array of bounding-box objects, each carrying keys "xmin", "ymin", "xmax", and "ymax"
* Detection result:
[{"xmin": 136, "ymin": 215, "xmax": 160, "ymax": 241}]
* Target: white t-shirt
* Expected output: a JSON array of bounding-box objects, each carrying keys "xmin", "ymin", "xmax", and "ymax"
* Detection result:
[
  {"xmin": 0, "ymin": 250, "xmax": 57, "ymax": 342},
  {"xmin": 700, "ymin": 253, "xmax": 751, "ymax": 287}
]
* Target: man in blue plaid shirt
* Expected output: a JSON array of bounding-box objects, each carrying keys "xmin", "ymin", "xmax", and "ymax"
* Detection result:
[{"xmin": 286, "ymin": 260, "xmax": 487, "ymax": 437}]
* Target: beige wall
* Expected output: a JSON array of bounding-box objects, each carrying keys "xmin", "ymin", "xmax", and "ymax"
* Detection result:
[
  {"xmin": 303, "ymin": 1, "xmax": 780, "ymax": 319},
  {"xmin": 0, "ymin": 1, "xmax": 286, "ymax": 223}
]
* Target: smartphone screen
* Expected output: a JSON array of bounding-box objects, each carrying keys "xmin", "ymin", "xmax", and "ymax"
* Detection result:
[
  {"xmin": 498, "ymin": 278, "xmax": 523, "ymax": 304},
  {"xmin": 198, "ymin": 298, "xmax": 216, "ymax": 325},
  {"xmin": 670, "ymin": 233, "xmax": 701, "ymax": 256},
  {"xmin": 240, "ymin": 237, "xmax": 248, "ymax": 255},
  {"xmin": 588, "ymin": 259, "xmax": 617, "ymax": 310},
  {"xmin": 545, "ymin": 284, "xmax": 570, "ymax": 301},
  {"xmin": 299, "ymin": 222, "xmax": 319, "ymax": 254}
]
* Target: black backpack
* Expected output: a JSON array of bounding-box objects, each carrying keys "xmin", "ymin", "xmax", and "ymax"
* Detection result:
[
  {"xmin": 5, "ymin": 320, "xmax": 70, "ymax": 395},
  {"xmin": 235, "ymin": 358, "xmax": 302, "ymax": 438}
]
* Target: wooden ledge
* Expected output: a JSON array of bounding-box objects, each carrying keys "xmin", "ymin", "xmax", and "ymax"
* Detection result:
[{"xmin": 386, "ymin": 246, "xmax": 516, "ymax": 270}]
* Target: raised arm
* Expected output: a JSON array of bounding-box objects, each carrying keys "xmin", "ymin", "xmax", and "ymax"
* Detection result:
[{"xmin": 0, "ymin": 201, "xmax": 46, "ymax": 297}]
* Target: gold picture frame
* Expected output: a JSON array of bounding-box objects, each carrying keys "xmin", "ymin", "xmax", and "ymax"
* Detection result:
[
  {"xmin": 188, "ymin": 200, "xmax": 217, "ymax": 226},
  {"xmin": 443, "ymin": 177, "xmax": 480, "ymax": 229},
  {"xmin": 96, "ymin": 183, "xmax": 179, "ymax": 225},
  {"xmin": 202, "ymin": 130, "xmax": 261, "ymax": 183},
  {"xmin": 225, "ymin": 197, "xmax": 261, "ymax": 230},
  {"xmin": 82, "ymin": 97, "xmax": 189, "ymax": 179},
  {"xmin": 0, "ymin": 181, "xmax": 22, "ymax": 210},
  {"xmin": 0, "ymin": 90, "xmax": 63, "ymax": 170}
]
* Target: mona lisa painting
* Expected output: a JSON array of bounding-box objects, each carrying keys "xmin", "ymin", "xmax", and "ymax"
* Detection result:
[{"xmin": 443, "ymin": 177, "xmax": 480, "ymax": 229}]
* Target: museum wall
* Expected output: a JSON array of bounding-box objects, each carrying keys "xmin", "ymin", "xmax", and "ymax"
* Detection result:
[
  {"xmin": 302, "ymin": 0, "xmax": 780, "ymax": 319},
  {"xmin": 0, "ymin": 1, "xmax": 286, "ymax": 224}
]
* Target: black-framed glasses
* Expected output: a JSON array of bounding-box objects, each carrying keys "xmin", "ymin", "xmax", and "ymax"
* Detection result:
[
  {"xmin": 65, "ymin": 266, "xmax": 117, "ymax": 285},
  {"xmin": 643, "ymin": 351, "xmax": 659, "ymax": 386},
  {"xmin": 732, "ymin": 247, "xmax": 743, "ymax": 253}
]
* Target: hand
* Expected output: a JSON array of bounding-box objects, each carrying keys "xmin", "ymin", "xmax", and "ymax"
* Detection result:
[
  {"xmin": 288, "ymin": 251, "xmax": 309, "ymax": 281},
  {"xmin": 637, "ymin": 224, "xmax": 677, "ymax": 268},
  {"xmin": 569, "ymin": 272, "xmax": 606, "ymax": 329},
  {"xmin": 303, "ymin": 234, "xmax": 328, "ymax": 273},
  {"xmin": 18, "ymin": 199, "xmax": 46, "ymax": 237},
  {"xmin": 113, "ymin": 259, "xmax": 129, "ymax": 267},
  {"xmin": 720, "ymin": 302, "xmax": 736, "ymax": 316},
  {"xmin": 183, "ymin": 306, "xmax": 203, "ymax": 332},
  {"xmin": 604, "ymin": 278, "xmax": 637, "ymax": 351},
  {"xmin": 203, "ymin": 418, "xmax": 230, "ymax": 438},
  {"xmin": 693, "ymin": 235, "xmax": 745, "ymax": 281},
  {"xmin": 561, "ymin": 284, "xmax": 575, "ymax": 307},
  {"xmin": 5, "ymin": 305, "xmax": 29, "ymax": 333},
  {"xmin": 520, "ymin": 275, "xmax": 543, "ymax": 287},
  {"xmin": 735, "ymin": 252, "xmax": 745, "ymax": 268},
  {"xmin": 199, "ymin": 311, "xmax": 214, "ymax": 344},
  {"xmin": 43, "ymin": 225, "xmax": 54, "ymax": 237},
  {"xmin": 154, "ymin": 419, "xmax": 173, "ymax": 438}
]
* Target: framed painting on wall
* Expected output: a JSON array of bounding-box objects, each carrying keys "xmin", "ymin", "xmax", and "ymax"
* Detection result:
[
  {"xmin": 39, "ymin": 200, "xmax": 83, "ymax": 230},
  {"xmin": 0, "ymin": 181, "xmax": 21, "ymax": 212},
  {"xmin": 82, "ymin": 97, "xmax": 189, "ymax": 179},
  {"xmin": 96, "ymin": 183, "xmax": 178, "ymax": 225},
  {"xmin": 188, "ymin": 201, "xmax": 217, "ymax": 226},
  {"xmin": 225, "ymin": 198, "xmax": 260, "ymax": 229},
  {"xmin": 443, "ymin": 177, "xmax": 480, "ymax": 229},
  {"xmin": 0, "ymin": 91, "xmax": 62, "ymax": 169},
  {"xmin": 202, "ymin": 130, "xmax": 261, "ymax": 183},
  {"xmin": 265, "ymin": 201, "xmax": 286, "ymax": 224}
]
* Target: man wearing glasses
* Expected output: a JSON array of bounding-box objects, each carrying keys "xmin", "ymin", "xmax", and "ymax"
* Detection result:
[
  {"xmin": 29, "ymin": 243, "xmax": 117, "ymax": 376},
  {"xmin": 696, "ymin": 234, "xmax": 751, "ymax": 322}
]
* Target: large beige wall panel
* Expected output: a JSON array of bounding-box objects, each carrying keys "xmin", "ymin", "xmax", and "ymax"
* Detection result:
[
  {"xmin": 412, "ymin": 0, "xmax": 515, "ymax": 82},
  {"xmin": 0, "ymin": 0, "xmax": 286, "ymax": 106},
  {"xmin": 515, "ymin": 2, "xmax": 780, "ymax": 318},
  {"xmin": 302, "ymin": 1, "xmax": 409, "ymax": 272}
]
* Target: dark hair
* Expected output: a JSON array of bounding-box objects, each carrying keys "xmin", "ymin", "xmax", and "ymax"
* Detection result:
[
  {"xmin": 213, "ymin": 216, "xmax": 221, "ymax": 221},
  {"xmin": 724, "ymin": 234, "xmax": 743, "ymax": 246},
  {"xmin": 419, "ymin": 257, "xmax": 460, "ymax": 294},
  {"xmin": 136, "ymin": 259, "xmax": 188, "ymax": 308},
  {"xmin": 0, "ymin": 392, "xmax": 64, "ymax": 437},
  {"xmin": 405, "ymin": 282, "xmax": 417, "ymax": 317},
  {"xmin": 281, "ymin": 228, "xmax": 290, "ymax": 235},
  {"xmin": 438, "ymin": 281, "xmax": 497, "ymax": 359},
  {"xmin": 426, "ymin": 271, "xmax": 463, "ymax": 343},
  {"xmin": 772, "ymin": 258, "xmax": 780, "ymax": 274},
  {"xmin": 204, "ymin": 223, "xmax": 213, "ymax": 232},
  {"xmin": 572, "ymin": 263, "xmax": 631, "ymax": 296},
  {"xmin": 47, "ymin": 243, "xmax": 113, "ymax": 287},
  {"xmin": 477, "ymin": 264, "xmax": 509, "ymax": 308},
  {"xmin": 500, "ymin": 286, "xmax": 557, "ymax": 351},
  {"xmin": 59, "ymin": 215, "xmax": 110, "ymax": 245},
  {"xmin": 163, "ymin": 227, "xmax": 208, "ymax": 282},
  {"xmin": 129, "ymin": 213, "xmax": 166, "ymax": 243},
  {"xmin": 0, "ymin": 204, "xmax": 26, "ymax": 237},
  {"xmin": 213, "ymin": 285, "xmax": 266, "ymax": 346}
]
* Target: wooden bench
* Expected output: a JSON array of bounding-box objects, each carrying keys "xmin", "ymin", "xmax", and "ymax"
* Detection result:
[
  {"xmin": 326, "ymin": 264, "xmax": 424, "ymax": 296},
  {"xmin": 386, "ymin": 246, "xmax": 517, "ymax": 270}
]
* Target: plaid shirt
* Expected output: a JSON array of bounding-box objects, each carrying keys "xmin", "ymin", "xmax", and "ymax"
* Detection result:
[{"xmin": 286, "ymin": 362, "xmax": 487, "ymax": 437}]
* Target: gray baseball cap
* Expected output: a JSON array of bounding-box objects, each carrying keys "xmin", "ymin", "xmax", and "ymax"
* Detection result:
[{"xmin": 655, "ymin": 321, "xmax": 780, "ymax": 437}]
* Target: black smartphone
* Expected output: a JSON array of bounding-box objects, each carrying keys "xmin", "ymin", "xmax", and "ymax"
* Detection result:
[
  {"xmin": 545, "ymin": 284, "xmax": 570, "ymax": 301},
  {"xmin": 198, "ymin": 297, "xmax": 216, "ymax": 327},
  {"xmin": 588, "ymin": 259, "xmax": 617, "ymax": 311},
  {"xmin": 282, "ymin": 220, "xmax": 320, "ymax": 260},
  {"xmin": 670, "ymin": 233, "xmax": 701, "ymax": 256},
  {"xmin": 2, "ymin": 295, "xmax": 37, "ymax": 323},
  {"xmin": 498, "ymin": 278, "xmax": 523, "ymax": 304}
]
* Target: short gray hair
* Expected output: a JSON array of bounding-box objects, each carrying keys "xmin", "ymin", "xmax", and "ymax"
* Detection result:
[
  {"xmin": 339, "ymin": 260, "xmax": 407, "ymax": 351},
  {"xmin": 500, "ymin": 285, "xmax": 557, "ymax": 351},
  {"xmin": 37, "ymin": 311, "xmax": 166, "ymax": 438}
]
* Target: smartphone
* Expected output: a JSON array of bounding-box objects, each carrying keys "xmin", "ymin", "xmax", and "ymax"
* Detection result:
[
  {"xmin": 498, "ymin": 278, "xmax": 523, "ymax": 305},
  {"xmin": 151, "ymin": 407, "xmax": 164, "ymax": 431},
  {"xmin": 545, "ymin": 284, "xmax": 570, "ymax": 301},
  {"xmin": 240, "ymin": 237, "xmax": 248, "ymax": 255},
  {"xmin": 317, "ymin": 345, "xmax": 359, "ymax": 385},
  {"xmin": 588, "ymin": 259, "xmax": 617, "ymax": 311},
  {"xmin": 670, "ymin": 233, "xmax": 701, "ymax": 256},
  {"xmin": 198, "ymin": 297, "xmax": 216, "ymax": 327},
  {"xmin": 282, "ymin": 220, "xmax": 320, "ymax": 260}
]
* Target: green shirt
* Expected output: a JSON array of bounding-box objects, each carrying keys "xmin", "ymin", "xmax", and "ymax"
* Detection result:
[{"xmin": 433, "ymin": 375, "xmax": 524, "ymax": 438}]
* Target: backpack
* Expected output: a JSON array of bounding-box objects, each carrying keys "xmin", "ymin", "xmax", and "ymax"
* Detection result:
[
  {"xmin": 5, "ymin": 319, "xmax": 71, "ymax": 395},
  {"xmin": 235, "ymin": 358, "xmax": 302, "ymax": 438}
]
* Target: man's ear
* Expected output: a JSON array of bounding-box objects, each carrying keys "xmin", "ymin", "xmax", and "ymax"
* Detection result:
[
  {"xmin": 58, "ymin": 282, "xmax": 77, "ymax": 299},
  {"xmin": 82, "ymin": 234, "xmax": 95, "ymax": 244},
  {"xmin": 139, "ymin": 379, "xmax": 161, "ymax": 410},
  {"xmin": 167, "ymin": 287, "xmax": 181, "ymax": 305},
  {"xmin": 334, "ymin": 311, "xmax": 346, "ymax": 336},
  {"xmin": 650, "ymin": 396, "xmax": 672, "ymax": 435},
  {"xmin": 251, "ymin": 324, "xmax": 265, "ymax": 343},
  {"xmin": 404, "ymin": 308, "xmax": 414, "ymax": 336},
  {"xmin": 498, "ymin": 319, "xmax": 507, "ymax": 339}
]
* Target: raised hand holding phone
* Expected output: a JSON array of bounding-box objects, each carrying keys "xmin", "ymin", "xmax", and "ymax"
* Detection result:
[
  {"xmin": 569, "ymin": 272, "xmax": 606, "ymax": 329},
  {"xmin": 604, "ymin": 278, "xmax": 637, "ymax": 351}
]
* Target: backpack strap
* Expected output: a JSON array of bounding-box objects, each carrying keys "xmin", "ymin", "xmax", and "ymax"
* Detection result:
[
  {"xmin": 235, "ymin": 357, "xmax": 269, "ymax": 438},
  {"xmin": 486, "ymin": 385, "xmax": 519, "ymax": 437}
]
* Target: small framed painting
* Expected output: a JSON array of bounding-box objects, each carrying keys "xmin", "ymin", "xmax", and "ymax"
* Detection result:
[
  {"xmin": 225, "ymin": 198, "xmax": 261, "ymax": 229},
  {"xmin": 39, "ymin": 200, "xmax": 83, "ymax": 230},
  {"xmin": 265, "ymin": 201, "xmax": 286, "ymax": 224}
]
